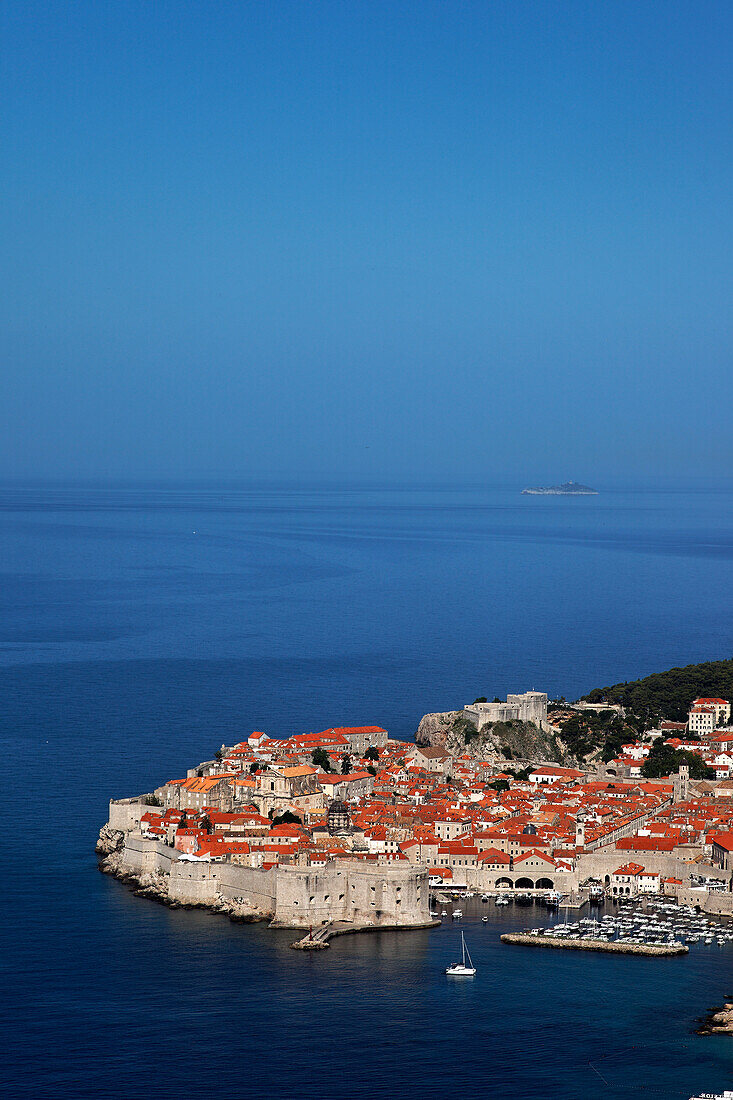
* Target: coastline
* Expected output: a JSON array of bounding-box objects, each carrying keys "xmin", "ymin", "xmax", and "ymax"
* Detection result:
[{"xmin": 96, "ymin": 823, "xmax": 439, "ymax": 937}]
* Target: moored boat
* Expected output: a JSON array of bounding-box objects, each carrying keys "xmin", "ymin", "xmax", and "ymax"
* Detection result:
[{"xmin": 446, "ymin": 932, "xmax": 476, "ymax": 977}]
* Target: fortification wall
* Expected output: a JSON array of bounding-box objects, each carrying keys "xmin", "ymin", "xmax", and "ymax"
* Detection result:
[
  {"xmin": 677, "ymin": 889, "xmax": 733, "ymax": 915},
  {"xmin": 108, "ymin": 797, "xmax": 148, "ymax": 832},
  {"xmin": 112, "ymin": 833, "xmax": 432, "ymax": 928},
  {"xmin": 272, "ymin": 863, "xmax": 431, "ymax": 928},
  {"xmin": 121, "ymin": 835, "xmax": 177, "ymax": 874},
  {"xmin": 578, "ymin": 849, "xmax": 731, "ymax": 885},
  {"xmin": 214, "ymin": 863, "xmax": 277, "ymax": 916}
]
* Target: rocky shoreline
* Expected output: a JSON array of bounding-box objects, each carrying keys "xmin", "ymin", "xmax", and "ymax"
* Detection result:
[
  {"xmin": 95, "ymin": 825, "xmax": 268, "ymax": 923},
  {"xmin": 696, "ymin": 999, "xmax": 733, "ymax": 1036}
]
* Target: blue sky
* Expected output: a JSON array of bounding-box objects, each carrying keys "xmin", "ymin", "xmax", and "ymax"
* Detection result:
[{"xmin": 2, "ymin": 1, "xmax": 731, "ymax": 483}]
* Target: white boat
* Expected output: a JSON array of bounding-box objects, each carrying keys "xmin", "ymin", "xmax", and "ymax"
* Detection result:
[
  {"xmin": 495, "ymin": 895, "xmax": 509, "ymax": 906},
  {"xmin": 452, "ymin": 909, "xmax": 463, "ymax": 919},
  {"xmin": 446, "ymin": 932, "xmax": 476, "ymax": 977}
]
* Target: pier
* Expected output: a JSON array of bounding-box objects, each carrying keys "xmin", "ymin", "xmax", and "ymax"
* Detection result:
[
  {"xmin": 291, "ymin": 922, "xmax": 334, "ymax": 950},
  {"xmin": 501, "ymin": 932, "xmax": 688, "ymax": 956}
]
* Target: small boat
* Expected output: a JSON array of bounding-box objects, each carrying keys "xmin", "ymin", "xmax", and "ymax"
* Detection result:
[
  {"xmin": 441, "ymin": 910, "xmax": 447, "ymax": 917},
  {"xmin": 452, "ymin": 909, "xmax": 463, "ymax": 919},
  {"xmin": 482, "ymin": 916, "xmax": 488, "ymax": 923},
  {"xmin": 446, "ymin": 932, "xmax": 476, "ymax": 977},
  {"xmin": 495, "ymin": 895, "xmax": 509, "ymax": 906}
]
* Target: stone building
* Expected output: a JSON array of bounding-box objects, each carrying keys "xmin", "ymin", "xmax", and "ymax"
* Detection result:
[
  {"xmin": 252, "ymin": 765, "xmax": 319, "ymax": 816},
  {"xmin": 322, "ymin": 726, "xmax": 389, "ymax": 755},
  {"xmin": 157, "ymin": 776, "xmax": 236, "ymax": 812},
  {"xmin": 690, "ymin": 698, "xmax": 731, "ymax": 729},
  {"xmin": 411, "ymin": 746, "xmax": 451, "ymax": 774},
  {"xmin": 463, "ymin": 691, "xmax": 548, "ymax": 729}
]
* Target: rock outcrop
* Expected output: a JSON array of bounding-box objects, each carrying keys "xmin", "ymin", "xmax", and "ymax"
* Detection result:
[
  {"xmin": 95, "ymin": 826, "xmax": 268, "ymax": 920},
  {"xmin": 696, "ymin": 1001, "xmax": 733, "ymax": 1035},
  {"xmin": 95, "ymin": 823, "xmax": 125, "ymax": 858},
  {"xmin": 415, "ymin": 710, "xmax": 570, "ymax": 764}
]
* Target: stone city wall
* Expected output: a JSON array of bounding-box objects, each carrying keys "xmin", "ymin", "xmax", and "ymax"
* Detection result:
[
  {"xmin": 108, "ymin": 797, "xmax": 148, "ymax": 832},
  {"xmin": 677, "ymin": 889, "xmax": 733, "ymax": 916},
  {"xmin": 577, "ymin": 848, "xmax": 730, "ymax": 886},
  {"xmin": 113, "ymin": 832, "xmax": 432, "ymax": 929}
]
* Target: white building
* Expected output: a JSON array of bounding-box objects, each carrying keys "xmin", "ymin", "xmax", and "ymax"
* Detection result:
[
  {"xmin": 688, "ymin": 705, "xmax": 718, "ymax": 736},
  {"xmin": 689, "ymin": 698, "xmax": 730, "ymax": 732}
]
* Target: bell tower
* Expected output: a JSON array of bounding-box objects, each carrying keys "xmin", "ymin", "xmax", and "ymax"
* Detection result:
[{"xmin": 575, "ymin": 815, "xmax": 586, "ymax": 851}]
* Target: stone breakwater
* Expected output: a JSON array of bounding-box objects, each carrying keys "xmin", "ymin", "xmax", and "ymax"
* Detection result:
[{"xmin": 501, "ymin": 933, "xmax": 689, "ymax": 957}]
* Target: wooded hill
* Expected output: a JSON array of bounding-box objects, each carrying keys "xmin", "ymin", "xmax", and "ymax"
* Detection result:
[{"xmin": 582, "ymin": 658, "xmax": 733, "ymax": 725}]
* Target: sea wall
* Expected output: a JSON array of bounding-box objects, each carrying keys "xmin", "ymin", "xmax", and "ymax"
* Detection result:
[
  {"xmin": 677, "ymin": 889, "xmax": 733, "ymax": 916},
  {"xmin": 103, "ymin": 830, "xmax": 434, "ymax": 930},
  {"xmin": 108, "ymin": 797, "xmax": 148, "ymax": 832},
  {"xmin": 576, "ymin": 848, "xmax": 722, "ymax": 884},
  {"xmin": 272, "ymin": 862, "xmax": 430, "ymax": 928}
]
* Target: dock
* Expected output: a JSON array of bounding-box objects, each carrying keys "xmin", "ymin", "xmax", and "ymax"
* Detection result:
[
  {"xmin": 290, "ymin": 922, "xmax": 334, "ymax": 950},
  {"xmin": 501, "ymin": 933, "xmax": 688, "ymax": 957}
]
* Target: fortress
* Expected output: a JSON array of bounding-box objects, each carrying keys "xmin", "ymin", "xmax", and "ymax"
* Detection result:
[
  {"xmin": 463, "ymin": 691, "xmax": 548, "ymax": 729},
  {"xmin": 99, "ymin": 798, "xmax": 435, "ymax": 932}
]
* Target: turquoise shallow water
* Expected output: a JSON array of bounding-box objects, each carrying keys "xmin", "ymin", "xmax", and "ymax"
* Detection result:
[{"xmin": 2, "ymin": 483, "xmax": 733, "ymax": 1098}]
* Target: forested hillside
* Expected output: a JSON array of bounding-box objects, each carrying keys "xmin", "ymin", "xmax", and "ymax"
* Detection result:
[{"xmin": 583, "ymin": 658, "xmax": 733, "ymax": 724}]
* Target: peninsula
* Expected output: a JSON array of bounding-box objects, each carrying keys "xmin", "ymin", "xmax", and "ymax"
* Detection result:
[
  {"xmin": 522, "ymin": 481, "xmax": 598, "ymax": 495},
  {"xmin": 98, "ymin": 674, "xmax": 733, "ymax": 947}
]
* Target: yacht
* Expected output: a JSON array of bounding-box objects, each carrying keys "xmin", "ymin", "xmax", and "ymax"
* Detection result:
[{"xmin": 446, "ymin": 932, "xmax": 476, "ymax": 977}]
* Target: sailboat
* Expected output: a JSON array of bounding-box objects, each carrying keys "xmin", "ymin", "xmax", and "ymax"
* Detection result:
[{"xmin": 445, "ymin": 932, "xmax": 476, "ymax": 977}]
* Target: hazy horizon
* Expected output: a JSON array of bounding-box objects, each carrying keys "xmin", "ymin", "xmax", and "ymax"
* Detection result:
[{"xmin": 3, "ymin": 1, "xmax": 731, "ymax": 483}]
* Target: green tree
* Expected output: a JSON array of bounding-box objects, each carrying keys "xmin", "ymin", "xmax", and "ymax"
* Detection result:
[
  {"xmin": 341, "ymin": 754, "xmax": 351, "ymax": 774},
  {"xmin": 641, "ymin": 742, "xmax": 713, "ymax": 780},
  {"xmin": 366, "ymin": 764, "xmax": 377, "ymax": 776},
  {"xmin": 312, "ymin": 747, "xmax": 332, "ymax": 772},
  {"xmin": 249, "ymin": 761, "xmax": 260, "ymax": 774},
  {"xmin": 364, "ymin": 746, "xmax": 379, "ymax": 761},
  {"xmin": 473, "ymin": 696, "xmax": 487, "ymax": 704},
  {"xmin": 583, "ymin": 658, "xmax": 733, "ymax": 724},
  {"xmin": 489, "ymin": 779, "xmax": 510, "ymax": 792},
  {"xmin": 215, "ymin": 748, "xmax": 225, "ymax": 762}
]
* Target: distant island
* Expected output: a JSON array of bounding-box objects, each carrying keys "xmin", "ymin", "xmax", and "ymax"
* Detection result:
[{"xmin": 522, "ymin": 481, "xmax": 598, "ymax": 495}]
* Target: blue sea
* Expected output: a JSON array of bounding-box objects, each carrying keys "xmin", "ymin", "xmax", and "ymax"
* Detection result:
[{"xmin": 3, "ymin": 482, "xmax": 733, "ymax": 1099}]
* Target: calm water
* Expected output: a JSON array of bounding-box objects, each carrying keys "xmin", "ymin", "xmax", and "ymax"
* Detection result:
[{"xmin": 3, "ymin": 483, "xmax": 733, "ymax": 1099}]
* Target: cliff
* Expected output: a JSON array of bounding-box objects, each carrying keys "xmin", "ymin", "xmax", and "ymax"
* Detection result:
[{"xmin": 414, "ymin": 710, "xmax": 570, "ymax": 763}]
